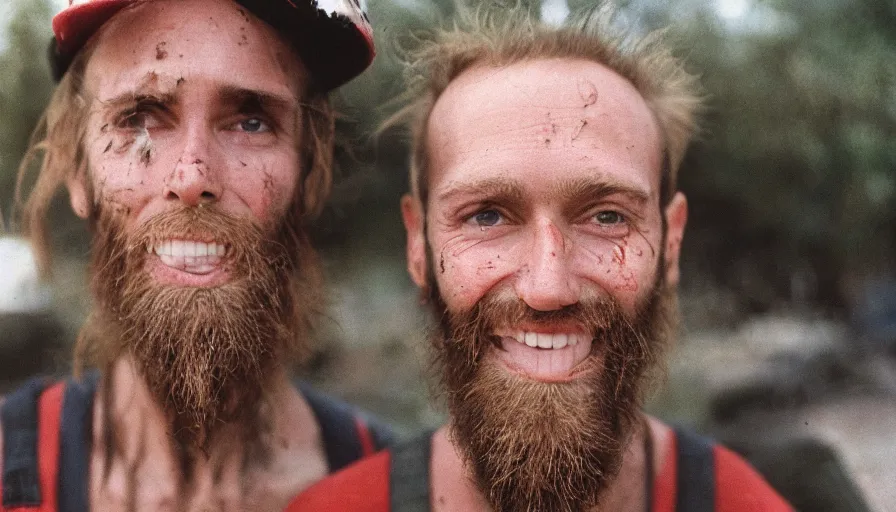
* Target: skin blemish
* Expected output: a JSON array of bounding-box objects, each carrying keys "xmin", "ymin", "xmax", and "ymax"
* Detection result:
[
  {"xmin": 155, "ymin": 42, "xmax": 168, "ymax": 60},
  {"xmin": 546, "ymin": 222, "xmax": 566, "ymax": 253},
  {"xmin": 104, "ymin": 140, "xmax": 113, "ymax": 153},
  {"xmin": 440, "ymin": 252, "xmax": 446, "ymax": 274},
  {"xmin": 578, "ymin": 79, "xmax": 598, "ymax": 107},
  {"xmin": 614, "ymin": 270, "xmax": 639, "ymax": 292},
  {"xmin": 101, "ymin": 124, "xmax": 110, "ymax": 133},
  {"xmin": 612, "ymin": 244, "xmax": 626, "ymax": 265},
  {"xmin": 176, "ymin": 77, "xmax": 185, "ymax": 87},
  {"xmin": 571, "ymin": 119, "xmax": 587, "ymax": 140}
]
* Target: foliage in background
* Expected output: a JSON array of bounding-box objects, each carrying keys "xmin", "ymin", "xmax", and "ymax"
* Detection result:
[
  {"xmin": 0, "ymin": 0, "xmax": 54, "ymax": 229},
  {"xmin": 1, "ymin": 0, "xmax": 893, "ymax": 316}
]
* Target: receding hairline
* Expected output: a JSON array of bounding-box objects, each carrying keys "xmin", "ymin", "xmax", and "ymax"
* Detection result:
[
  {"xmin": 389, "ymin": 4, "xmax": 702, "ymax": 208},
  {"xmin": 424, "ymin": 56, "xmax": 665, "ymax": 171}
]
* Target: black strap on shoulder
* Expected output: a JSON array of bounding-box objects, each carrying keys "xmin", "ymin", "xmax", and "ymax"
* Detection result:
[
  {"xmin": 296, "ymin": 382, "xmax": 394, "ymax": 473},
  {"xmin": 674, "ymin": 427, "xmax": 715, "ymax": 512},
  {"xmin": 58, "ymin": 372, "xmax": 100, "ymax": 512},
  {"xmin": 1, "ymin": 377, "xmax": 49, "ymax": 508},
  {"xmin": 389, "ymin": 431, "xmax": 433, "ymax": 512}
]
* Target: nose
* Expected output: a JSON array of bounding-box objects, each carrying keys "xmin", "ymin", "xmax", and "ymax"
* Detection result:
[
  {"xmin": 163, "ymin": 130, "xmax": 222, "ymax": 206},
  {"xmin": 514, "ymin": 220, "xmax": 579, "ymax": 311}
]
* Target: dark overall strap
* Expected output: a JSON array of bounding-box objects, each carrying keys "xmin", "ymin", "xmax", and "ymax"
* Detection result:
[
  {"xmin": 674, "ymin": 428, "xmax": 715, "ymax": 512},
  {"xmin": 297, "ymin": 383, "xmax": 394, "ymax": 473},
  {"xmin": 57, "ymin": 373, "xmax": 99, "ymax": 512},
  {"xmin": 389, "ymin": 432, "xmax": 433, "ymax": 512},
  {"xmin": 1, "ymin": 377, "xmax": 48, "ymax": 508}
]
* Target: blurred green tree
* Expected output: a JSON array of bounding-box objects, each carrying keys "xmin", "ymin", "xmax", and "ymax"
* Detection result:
[{"xmin": 0, "ymin": 0, "xmax": 54, "ymax": 229}]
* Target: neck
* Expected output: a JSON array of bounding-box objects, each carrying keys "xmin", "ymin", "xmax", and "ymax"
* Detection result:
[
  {"xmin": 430, "ymin": 414, "xmax": 671, "ymax": 512},
  {"xmin": 89, "ymin": 356, "xmax": 328, "ymax": 511}
]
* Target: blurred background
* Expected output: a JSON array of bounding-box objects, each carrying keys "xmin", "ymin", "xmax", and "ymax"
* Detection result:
[{"xmin": 1, "ymin": 0, "xmax": 894, "ymax": 510}]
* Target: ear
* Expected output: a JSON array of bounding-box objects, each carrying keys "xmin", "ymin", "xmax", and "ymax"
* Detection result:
[
  {"xmin": 401, "ymin": 193, "xmax": 428, "ymax": 289},
  {"xmin": 66, "ymin": 174, "xmax": 90, "ymax": 219},
  {"xmin": 663, "ymin": 192, "xmax": 688, "ymax": 287}
]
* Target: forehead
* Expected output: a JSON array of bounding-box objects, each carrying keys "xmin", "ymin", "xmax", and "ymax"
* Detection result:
[
  {"xmin": 425, "ymin": 58, "xmax": 663, "ymax": 195},
  {"xmin": 84, "ymin": 0, "xmax": 304, "ymax": 100}
]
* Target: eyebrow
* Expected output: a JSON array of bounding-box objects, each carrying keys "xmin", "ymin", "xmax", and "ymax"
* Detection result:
[
  {"xmin": 218, "ymin": 86, "xmax": 298, "ymax": 116},
  {"xmin": 97, "ymin": 83, "xmax": 299, "ymax": 120},
  {"xmin": 436, "ymin": 177, "xmax": 526, "ymax": 205},
  {"xmin": 99, "ymin": 87, "xmax": 179, "ymax": 114},
  {"xmin": 556, "ymin": 177, "xmax": 651, "ymax": 207}
]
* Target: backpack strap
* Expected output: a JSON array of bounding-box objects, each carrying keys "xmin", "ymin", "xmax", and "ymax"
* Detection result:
[
  {"xmin": 674, "ymin": 427, "xmax": 715, "ymax": 512},
  {"xmin": 57, "ymin": 373, "xmax": 100, "ymax": 512},
  {"xmin": 296, "ymin": 383, "xmax": 394, "ymax": 473},
  {"xmin": 1, "ymin": 378, "xmax": 65, "ymax": 512},
  {"xmin": 389, "ymin": 432, "xmax": 433, "ymax": 512}
]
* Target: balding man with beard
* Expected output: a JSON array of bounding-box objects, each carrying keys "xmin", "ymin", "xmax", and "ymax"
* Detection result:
[
  {"xmin": 0, "ymin": 1, "xmax": 393, "ymax": 511},
  {"xmin": 294, "ymin": 5, "xmax": 794, "ymax": 512}
]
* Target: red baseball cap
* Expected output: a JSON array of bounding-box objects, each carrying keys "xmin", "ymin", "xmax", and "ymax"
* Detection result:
[{"xmin": 51, "ymin": 0, "xmax": 375, "ymax": 91}]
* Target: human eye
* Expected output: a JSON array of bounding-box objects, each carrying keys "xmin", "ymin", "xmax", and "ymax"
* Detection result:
[
  {"xmin": 114, "ymin": 101, "xmax": 166, "ymax": 131},
  {"xmin": 231, "ymin": 117, "xmax": 272, "ymax": 134},
  {"xmin": 466, "ymin": 208, "xmax": 503, "ymax": 228},
  {"xmin": 593, "ymin": 210, "xmax": 626, "ymax": 226}
]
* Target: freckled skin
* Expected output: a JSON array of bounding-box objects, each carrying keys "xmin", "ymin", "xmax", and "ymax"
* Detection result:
[{"xmin": 410, "ymin": 58, "xmax": 686, "ymax": 316}]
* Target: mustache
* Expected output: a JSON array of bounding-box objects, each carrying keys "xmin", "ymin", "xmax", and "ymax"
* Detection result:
[{"xmin": 438, "ymin": 288, "xmax": 641, "ymax": 352}]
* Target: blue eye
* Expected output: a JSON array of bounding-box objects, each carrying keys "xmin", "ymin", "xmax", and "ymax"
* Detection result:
[
  {"xmin": 238, "ymin": 118, "xmax": 269, "ymax": 133},
  {"xmin": 595, "ymin": 211, "xmax": 624, "ymax": 225},
  {"xmin": 473, "ymin": 210, "xmax": 502, "ymax": 227}
]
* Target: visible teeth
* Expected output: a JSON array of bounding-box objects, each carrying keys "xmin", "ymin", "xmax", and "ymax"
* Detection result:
[
  {"xmin": 171, "ymin": 240, "xmax": 185, "ymax": 257},
  {"xmin": 505, "ymin": 331, "xmax": 584, "ymax": 350},
  {"xmin": 553, "ymin": 333, "xmax": 568, "ymax": 349},
  {"xmin": 524, "ymin": 332, "xmax": 538, "ymax": 347},
  {"xmin": 154, "ymin": 240, "xmax": 226, "ymax": 258}
]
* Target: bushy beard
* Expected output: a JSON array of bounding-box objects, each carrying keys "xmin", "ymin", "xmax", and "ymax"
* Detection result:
[
  {"xmin": 78, "ymin": 204, "xmax": 322, "ymax": 453},
  {"xmin": 430, "ymin": 280, "xmax": 674, "ymax": 512}
]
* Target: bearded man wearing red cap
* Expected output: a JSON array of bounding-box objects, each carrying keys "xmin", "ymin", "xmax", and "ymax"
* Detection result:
[{"xmin": 0, "ymin": 1, "xmax": 392, "ymax": 511}]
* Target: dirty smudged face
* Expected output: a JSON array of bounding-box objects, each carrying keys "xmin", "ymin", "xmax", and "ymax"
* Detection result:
[
  {"xmin": 70, "ymin": 0, "xmax": 319, "ymax": 451},
  {"xmin": 403, "ymin": 58, "xmax": 687, "ymax": 510}
]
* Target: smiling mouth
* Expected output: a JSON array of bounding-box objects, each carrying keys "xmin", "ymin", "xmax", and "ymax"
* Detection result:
[
  {"xmin": 148, "ymin": 239, "xmax": 230, "ymax": 275},
  {"xmin": 493, "ymin": 329, "xmax": 595, "ymax": 382}
]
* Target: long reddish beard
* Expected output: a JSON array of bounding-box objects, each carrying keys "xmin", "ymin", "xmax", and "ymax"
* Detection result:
[
  {"xmin": 78, "ymin": 204, "xmax": 322, "ymax": 452},
  {"xmin": 430, "ymin": 282, "xmax": 674, "ymax": 512}
]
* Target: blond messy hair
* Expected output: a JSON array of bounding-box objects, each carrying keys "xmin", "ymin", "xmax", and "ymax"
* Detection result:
[
  {"xmin": 15, "ymin": 38, "xmax": 336, "ymax": 277},
  {"xmin": 391, "ymin": 3, "xmax": 702, "ymax": 205}
]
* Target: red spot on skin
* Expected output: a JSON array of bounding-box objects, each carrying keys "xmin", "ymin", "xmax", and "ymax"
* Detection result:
[
  {"xmin": 614, "ymin": 271, "xmax": 639, "ymax": 292},
  {"xmin": 612, "ymin": 245, "xmax": 627, "ymax": 265},
  {"xmin": 155, "ymin": 42, "xmax": 168, "ymax": 60}
]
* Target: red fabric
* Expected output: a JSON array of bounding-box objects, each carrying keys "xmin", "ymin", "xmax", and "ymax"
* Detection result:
[
  {"xmin": 652, "ymin": 433, "xmax": 678, "ymax": 512},
  {"xmin": 283, "ymin": 451, "xmax": 391, "ymax": 512},
  {"xmin": 652, "ymin": 432, "xmax": 793, "ymax": 512},
  {"xmin": 36, "ymin": 383, "xmax": 64, "ymax": 512},
  {"xmin": 0, "ymin": 383, "xmax": 65, "ymax": 512},
  {"xmin": 355, "ymin": 417, "xmax": 376, "ymax": 457},
  {"xmin": 713, "ymin": 445, "xmax": 794, "ymax": 512}
]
